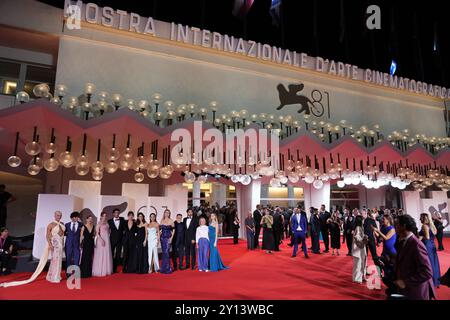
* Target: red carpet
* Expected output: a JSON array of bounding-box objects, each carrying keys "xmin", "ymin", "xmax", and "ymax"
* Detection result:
[{"xmin": 1, "ymin": 238, "xmax": 449, "ymax": 300}]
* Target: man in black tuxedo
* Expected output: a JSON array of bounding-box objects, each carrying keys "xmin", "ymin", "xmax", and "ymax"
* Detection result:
[
  {"xmin": 172, "ymin": 214, "xmax": 186, "ymax": 271},
  {"xmin": 363, "ymin": 209, "xmax": 379, "ymax": 263},
  {"xmin": 272, "ymin": 207, "xmax": 284, "ymax": 251},
  {"xmin": 318, "ymin": 204, "xmax": 331, "ymax": 253},
  {"xmin": 309, "ymin": 207, "xmax": 321, "ymax": 254},
  {"xmin": 108, "ymin": 208, "xmax": 125, "ymax": 273},
  {"xmin": 253, "ymin": 204, "xmax": 262, "ymax": 248},
  {"xmin": 342, "ymin": 208, "xmax": 355, "ymax": 256},
  {"xmin": 183, "ymin": 208, "xmax": 198, "ymax": 270}
]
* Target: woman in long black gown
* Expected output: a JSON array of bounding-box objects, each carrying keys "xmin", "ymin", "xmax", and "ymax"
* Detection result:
[
  {"xmin": 135, "ymin": 212, "xmax": 149, "ymax": 274},
  {"xmin": 79, "ymin": 215, "xmax": 95, "ymax": 278},
  {"xmin": 122, "ymin": 211, "xmax": 137, "ymax": 273},
  {"xmin": 329, "ymin": 211, "xmax": 342, "ymax": 256}
]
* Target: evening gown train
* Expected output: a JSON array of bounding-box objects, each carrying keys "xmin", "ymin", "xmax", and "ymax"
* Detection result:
[
  {"xmin": 159, "ymin": 225, "xmax": 173, "ymax": 274},
  {"xmin": 80, "ymin": 225, "xmax": 95, "ymax": 278},
  {"xmin": 147, "ymin": 227, "xmax": 160, "ymax": 272},
  {"xmin": 136, "ymin": 226, "xmax": 149, "ymax": 274},
  {"xmin": 92, "ymin": 223, "xmax": 113, "ymax": 277},
  {"xmin": 419, "ymin": 229, "xmax": 441, "ymax": 287},
  {"xmin": 0, "ymin": 221, "xmax": 65, "ymax": 287},
  {"xmin": 122, "ymin": 222, "xmax": 137, "ymax": 273},
  {"xmin": 208, "ymin": 225, "xmax": 229, "ymax": 272}
]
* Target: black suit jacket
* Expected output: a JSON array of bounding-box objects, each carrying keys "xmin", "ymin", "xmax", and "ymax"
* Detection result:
[
  {"xmin": 363, "ymin": 218, "xmax": 377, "ymax": 241},
  {"xmin": 343, "ymin": 215, "xmax": 356, "ymax": 236},
  {"xmin": 253, "ymin": 209, "xmax": 262, "ymax": 226},
  {"xmin": 173, "ymin": 221, "xmax": 186, "ymax": 246},
  {"xmin": 183, "ymin": 216, "xmax": 199, "ymax": 244},
  {"xmin": 319, "ymin": 211, "xmax": 331, "ymax": 229},
  {"xmin": 108, "ymin": 217, "xmax": 126, "ymax": 245}
]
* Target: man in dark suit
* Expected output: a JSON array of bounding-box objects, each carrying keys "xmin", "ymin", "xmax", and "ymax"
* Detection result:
[
  {"xmin": 65, "ymin": 211, "xmax": 83, "ymax": 274},
  {"xmin": 172, "ymin": 213, "xmax": 186, "ymax": 270},
  {"xmin": 394, "ymin": 214, "xmax": 436, "ymax": 300},
  {"xmin": 363, "ymin": 209, "xmax": 379, "ymax": 263},
  {"xmin": 342, "ymin": 208, "xmax": 355, "ymax": 256},
  {"xmin": 291, "ymin": 208, "xmax": 309, "ymax": 258},
  {"xmin": 318, "ymin": 204, "xmax": 331, "ymax": 253},
  {"xmin": 309, "ymin": 207, "xmax": 321, "ymax": 254},
  {"xmin": 253, "ymin": 204, "xmax": 262, "ymax": 248},
  {"xmin": 108, "ymin": 208, "xmax": 125, "ymax": 273},
  {"xmin": 272, "ymin": 207, "xmax": 284, "ymax": 251},
  {"xmin": 0, "ymin": 227, "xmax": 14, "ymax": 275},
  {"xmin": 183, "ymin": 208, "xmax": 198, "ymax": 270}
]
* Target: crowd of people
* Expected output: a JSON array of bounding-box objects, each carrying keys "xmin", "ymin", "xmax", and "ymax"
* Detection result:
[
  {"xmin": 0, "ymin": 194, "xmax": 449, "ymax": 299},
  {"xmin": 0, "ymin": 207, "xmax": 230, "ymax": 288},
  {"xmin": 241, "ymin": 203, "xmax": 447, "ymax": 300}
]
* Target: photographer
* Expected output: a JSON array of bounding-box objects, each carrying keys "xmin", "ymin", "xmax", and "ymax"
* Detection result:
[{"xmin": 0, "ymin": 227, "xmax": 13, "ymax": 275}]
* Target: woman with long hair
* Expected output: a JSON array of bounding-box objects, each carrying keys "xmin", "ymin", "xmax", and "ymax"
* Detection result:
[
  {"xmin": 261, "ymin": 208, "xmax": 275, "ymax": 254},
  {"xmin": 79, "ymin": 214, "xmax": 96, "ymax": 278},
  {"xmin": 372, "ymin": 214, "xmax": 397, "ymax": 258},
  {"xmin": 209, "ymin": 213, "xmax": 229, "ymax": 272},
  {"xmin": 328, "ymin": 211, "xmax": 342, "ymax": 256},
  {"xmin": 147, "ymin": 213, "xmax": 160, "ymax": 273},
  {"xmin": 159, "ymin": 209, "xmax": 174, "ymax": 274},
  {"xmin": 352, "ymin": 215, "xmax": 368, "ymax": 284},
  {"xmin": 92, "ymin": 212, "xmax": 113, "ymax": 277},
  {"xmin": 135, "ymin": 212, "xmax": 149, "ymax": 274},
  {"xmin": 122, "ymin": 211, "xmax": 137, "ymax": 273},
  {"xmin": 419, "ymin": 212, "xmax": 441, "ymax": 287}
]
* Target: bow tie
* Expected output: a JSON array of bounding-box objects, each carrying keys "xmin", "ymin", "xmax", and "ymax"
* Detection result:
[{"xmin": 114, "ymin": 218, "xmax": 119, "ymax": 221}]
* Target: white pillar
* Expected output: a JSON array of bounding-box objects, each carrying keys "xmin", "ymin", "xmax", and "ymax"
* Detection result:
[
  {"xmin": 238, "ymin": 180, "xmax": 261, "ymax": 239},
  {"xmin": 288, "ymin": 185, "xmax": 296, "ymax": 207},
  {"xmin": 211, "ymin": 182, "xmax": 226, "ymax": 207},
  {"xmin": 306, "ymin": 181, "xmax": 330, "ymax": 211},
  {"xmin": 260, "ymin": 184, "xmax": 269, "ymax": 206},
  {"xmin": 192, "ymin": 181, "xmax": 201, "ymax": 207}
]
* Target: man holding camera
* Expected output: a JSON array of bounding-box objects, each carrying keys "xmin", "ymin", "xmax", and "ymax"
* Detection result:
[{"xmin": 0, "ymin": 227, "xmax": 13, "ymax": 275}]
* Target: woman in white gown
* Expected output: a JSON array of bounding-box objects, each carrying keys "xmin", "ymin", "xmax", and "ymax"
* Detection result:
[
  {"xmin": 0, "ymin": 211, "xmax": 66, "ymax": 287},
  {"xmin": 147, "ymin": 213, "xmax": 160, "ymax": 273}
]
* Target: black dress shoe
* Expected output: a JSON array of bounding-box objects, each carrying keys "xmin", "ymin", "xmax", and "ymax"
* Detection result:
[
  {"xmin": 312, "ymin": 251, "xmax": 321, "ymax": 254},
  {"xmin": 304, "ymin": 255, "xmax": 309, "ymax": 259},
  {"xmin": 291, "ymin": 254, "xmax": 296, "ymax": 258},
  {"xmin": 191, "ymin": 266, "xmax": 195, "ymax": 270},
  {"xmin": 323, "ymin": 249, "xmax": 329, "ymax": 253}
]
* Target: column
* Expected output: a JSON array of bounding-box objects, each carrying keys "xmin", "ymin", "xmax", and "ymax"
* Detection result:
[
  {"xmin": 287, "ymin": 185, "xmax": 296, "ymax": 208},
  {"xmin": 211, "ymin": 183, "xmax": 227, "ymax": 207},
  {"xmin": 238, "ymin": 180, "xmax": 261, "ymax": 239},
  {"xmin": 260, "ymin": 184, "xmax": 269, "ymax": 206},
  {"xmin": 192, "ymin": 181, "xmax": 201, "ymax": 207}
]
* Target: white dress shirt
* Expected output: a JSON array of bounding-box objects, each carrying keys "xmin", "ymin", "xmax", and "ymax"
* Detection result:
[
  {"xmin": 196, "ymin": 225, "xmax": 209, "ymax": 243},
  {"xmin": 296, "ymin": 214, "xmax": 302, "ymax": 231},
  {"xmin": 186, "ymin": 217, "xmax": 192, "ymax": 229},
  {"xmin": 113, "ymin": 218, "xmax": 120, "ymax": 229}
]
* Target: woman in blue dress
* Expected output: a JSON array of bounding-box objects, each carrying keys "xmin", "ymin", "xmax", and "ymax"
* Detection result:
[
  {"xmin": 208, "ymin": 213, "xmax": 229, "ymax": 272},
  {"xmin": 373, "ymin": 214, "xmax": 397, "ymax": 258},
  {"xmin": 419, "ymin": 213, "xmax": 441, "ymax": 287},
  {"xmin": 159, "ymin": 209, "xmax": 174, "ymax": 274}
]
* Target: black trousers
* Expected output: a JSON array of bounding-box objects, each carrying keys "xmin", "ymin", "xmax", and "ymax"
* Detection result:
[
  {"xmin": 436, "ymin": 229, "xmax": 444, "ymax": 250},
  {"xmin": 345, "ymin": 233, "xmax": 353, "ymax": 254},
  {"xmin": 321, "ymin": 228, "xmax": 330, "ymax": 250},
  {"xmin": 254, "ymin": 225, "xmax": 261, "ymax": 247},
  {"xmin": 172, "ymin": 243, "xmax": 185, "ymax": 269},
  {"xmin": 233, "ymin": 226, "xmax": 239, "ymax": 244},
  {"xmin": 110, "ymin": 240, "xmax": 122, "ymax": 273},
  {"xmin": 0, "ymin": 209, "xmax": 7, "ymax": 229},
  {"xmin": 185, "ymin": 241, "xmax": 196, "ymax": 268},
  {"xmin": 311, "ymin": 231, "xmax": 320, "ymax": 253},
  {"xmin": 273, "ymin": 227, "xmax": 282, "ymax": 250},
  {"xmin": 366, "ymin": 239, "xmax": 379, "ymax": 262},
  {"xmin": 0, "ymin": 253, "xmax": 11, "ymax": 271}
]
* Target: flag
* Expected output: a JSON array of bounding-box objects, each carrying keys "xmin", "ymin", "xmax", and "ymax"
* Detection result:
[
  {"xmin": 270, "ymin": 0, "xmax": 282, "ymax": 27},
  {"xmin": 390, "ymin": 60, "xmax": 397, "ymax": 75},
  {"xmin": 232, "ymin": 0, "xmax": 255, "ymax": 18}
]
